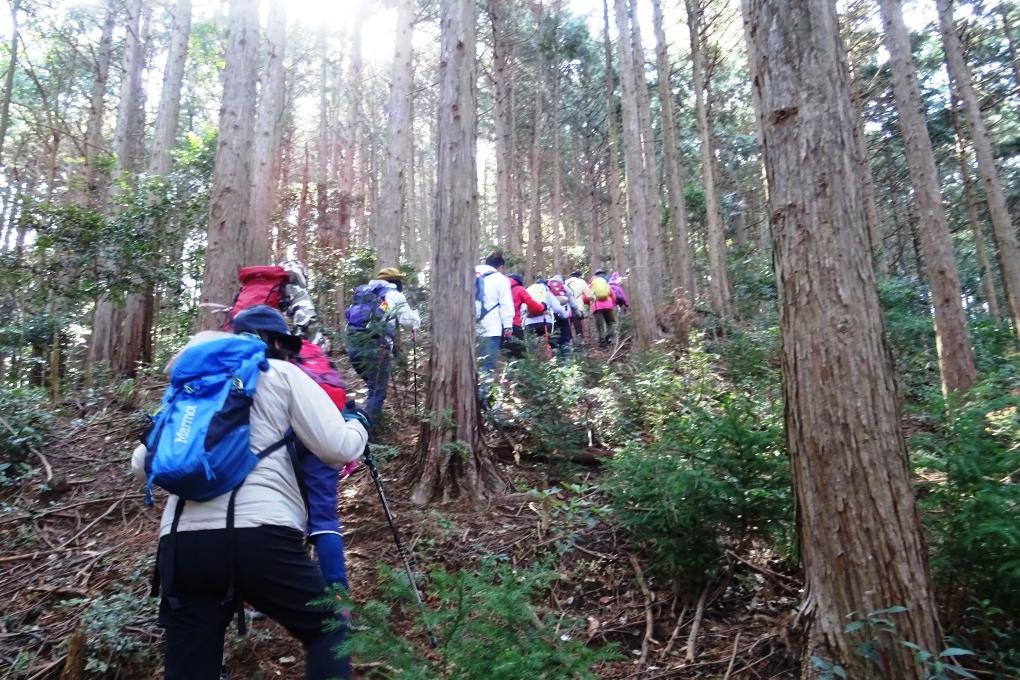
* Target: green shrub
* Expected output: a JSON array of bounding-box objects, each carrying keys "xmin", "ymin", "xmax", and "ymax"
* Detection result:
[
  {"xmin": 603, "ymin": 393, "xmax": 791, "ymax": 588},
  {"xmin": 911, "ymin": 360, "xmax": 1020, "ymax": 621},
  {"xmin": 0, "ymin": 386, "xmax": 53, "ymax": 482},
  {"xmin": 331, "ymin": 561, "xmax": 620, "ymax": 679},
  {"xmin": 879, "ymin": 279, "xmax": 940, "ymax": 401},
  {"xmin": 503, "ymin": 349, "xmax": 588, "ymax": 459}
]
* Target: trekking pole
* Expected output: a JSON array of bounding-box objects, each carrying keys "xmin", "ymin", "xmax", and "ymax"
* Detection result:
[
  {"xmin": 411, "ymin": 330, "xmax": 419, "ymax": 414},
  {"xmin": 363, "ymin": 447, "xmax": 438, "ymax": 649}
]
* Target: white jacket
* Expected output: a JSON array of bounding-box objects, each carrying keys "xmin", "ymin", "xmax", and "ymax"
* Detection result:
[
  {"xmin": 131, "ymin": 331, "xmax": 368, "ymax": 537},
  {"xmin": 524, "ymin": 283, "xmax": 566, "ymax": 326},
  {"xmin": 475, "ymin": 265, "xmax": 514, "ymax": 337},
  {"xmin": 372, "ymin": 279, "xmax": 421, "ymax": 332}
]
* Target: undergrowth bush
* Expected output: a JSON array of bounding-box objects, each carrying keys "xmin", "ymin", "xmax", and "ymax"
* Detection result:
[
  {"xmin": 332, "ymin": 561, "xmax": 620, "ymax": 678},
  {"xmin": 603, "ymin": 391, "xmax": 791, "ymax": 588},
  {"xmin": 503, "ymin": 348, "xmax": 588, "ymax": 459},
  {"xmin": 0, "ymin": 386, "xmax": 53, "ymax": 482},
  {"xmin": 911, "ymin": 357, "xmax": 1020, "ymax": 624}
]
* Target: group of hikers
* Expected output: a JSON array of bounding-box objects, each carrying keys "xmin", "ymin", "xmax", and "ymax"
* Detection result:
[{"xmin": 131, "ymin": 253, "xmax": 625, "ymax": 679}]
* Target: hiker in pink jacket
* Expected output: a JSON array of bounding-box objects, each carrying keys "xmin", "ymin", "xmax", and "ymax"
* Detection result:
[
  {"xmin": 586, "ymin": 270, "xmax": 617, "ymax": 349},
  {"xmin": 609, "ymin": 272, "xmax": 629, "ymax": 312}
]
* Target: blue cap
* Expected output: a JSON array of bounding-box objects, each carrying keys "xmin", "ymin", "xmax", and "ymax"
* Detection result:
[{"xmin": 233, "ymin": 305, "xmax": 302, "ymax": 353}]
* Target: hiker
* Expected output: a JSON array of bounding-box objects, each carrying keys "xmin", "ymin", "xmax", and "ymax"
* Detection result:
[
  {"xmin": 609, "ymin": 271, "xmax": 629, "ymax": 314},
  {"xmin": 475, "ymin": 251, "xmax": 514, "ymax": 402},
  {"xmin": 508, "ymin": 273, "xmax": 546, "ymax": 360},
  {"xmin": 132, "ymin": 305, "xmax": 368, "ymax": 680},
  {"xmin": 565, "ymin": 271, "xmax": 594, "ymax": 347},
  {"xmin": 589, "ymin": 269, "xmax": 618, "ymax": 349},
  {"xmin": 345, "ymin": 267, "xmax": 421, "ymax": 424},
  {"xmin": 291, "ymin": 339, "xmax": 361, "ymax": 589},
  {"xmin": 523, "ymin": 278, "xmax": 566, "ymax": 359},
  {"xmin": 549, "ymin": 275, "xmax": 578, "ymax": 355}
]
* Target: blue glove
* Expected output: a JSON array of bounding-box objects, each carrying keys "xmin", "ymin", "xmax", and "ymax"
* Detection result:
[
  {"xmin": 310, "ymin": 532, "xmax": 349, "ymax": 589},
  {"xmin": 342, "ymin": 404, "xmax": 373, "ymax": 432}
]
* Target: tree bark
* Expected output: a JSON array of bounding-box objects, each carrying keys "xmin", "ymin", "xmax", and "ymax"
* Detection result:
[
  {"xmin": 848, "ymin": 68, "xmax": 888, "ymax": 277},
  {"xmin": 602, "ymin": 0, "xmax": 626, "ymax": 273},
  {"xmin": 999, "ymin": 3, "xmax": 1020, "ymax": 93},
  {"xmin": 525, "ymin": 2, "xmax": 545, "ymax": 279},
  {"xmin": 651, "ymin": 0, "xmax": 694, "ymax": 299},
  {"xmin": 551, "ymin": 48, "xmax": 564, "ymax": 275},
  {"xmin": 879, "ymin": 0, "xmax": 977, "ymax": 394},
  {"xmin": 296, "ymin": 142, "xmax": 309, "ymax": 261},
  {"xmin": 378, "ymin": 0, "xmax": 415, "ymax": 267},
  {"xmin": 687, "ymin": 0, "xmax": 731, "ymax": 318},
  {"xmin": 413, "ymin": 0, "xmax": 504, "ymax": 505},
  {"xmin": 249, "ymin": 0, "xmax": 286, "ymax": 265},
  {"xmin": 746, "ymin": 0, "xmax": 942, "ymax": 675},
  {"xmin": 950, "ymin": 107, "xmax": 1001, "ymax": 320},
  {"xmin": 937, "ymin": 0, "xmax": 1020, "ymax": 336},
  {"xmin": 90, "ymin": 0, "xmax": 146, "ymax": 371},
  {"xmin": 628, "ymin": 0, "xmax": 665, "ymax": 289},
  {"xmin": 613, "ymin": 0, "xmax": 659, "ymax": 350},
  {"xmin": 79, "ymin": 0, "xmax": 116, "ymax": 208},
  {"xmin": 197, "ymin": 0, "xmax": 259, "ymax": 331},
  {"xmin": 0, "ymin": 0, "xmax": 20, "ymax": 164},
  {"xmin": 488, "ymin": 0, "xmax": 514, "ymax": 251}
]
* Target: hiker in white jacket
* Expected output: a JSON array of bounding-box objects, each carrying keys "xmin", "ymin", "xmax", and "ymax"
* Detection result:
[
  {"xmin": 475, "ymin": 251, "xmax": 514, "ymax": 404},
  {"xmin": 131, "ymin": 307, "xmax": 367, "ymax": 680}
]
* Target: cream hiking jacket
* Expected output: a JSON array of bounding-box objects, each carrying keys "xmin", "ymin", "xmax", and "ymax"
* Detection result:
[{"xmin": 131, "ymin": 331, "xmax": 368, "ymax": 537}]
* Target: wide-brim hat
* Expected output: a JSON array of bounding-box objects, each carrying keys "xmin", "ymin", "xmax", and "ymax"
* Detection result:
[
  {"xmin": 376, "ymin": 267, "xmax": 404, "ymax": 281},
  {"xmin": 233, "ymin": 305, "xmax": 303, "ymax": 354}
]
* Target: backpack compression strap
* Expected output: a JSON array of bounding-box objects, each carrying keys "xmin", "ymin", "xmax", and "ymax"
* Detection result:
[{"xmin": 477, "ymin": 271, "xmax": 497, "ymax": 321}]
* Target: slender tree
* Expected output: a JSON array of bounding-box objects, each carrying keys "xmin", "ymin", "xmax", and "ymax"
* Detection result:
[
  {"xmin": 379, "ymin": 0, "xmax": 415, "ymax": 267},
  {"xmin": 687, "ymin": 0, "xmax": 732, "ymax": 318},
  {"xmin": 937, "ymin": 0, "xmax": 1020, "ymax": 335},
  {"xmin": 613, "ymin": 0, "xmax": 659, "ymax": 350},
  {"xmin": 0, "ymin": 0, "xmax": 20, "ymax": 163},
  {"xmin": 79, "ymin": 0, "xmax": 117, "ymax": 208},
  {"xmin": 413, "ymin": 0, "xmax": 504, "ymax": 504},
  {"xmin": 746, "ymin": 0, "xmax": 942, "ymax": 674},
  {"xmin": 488, "ymin": 0, "xmax": 514, "ymax": 250},
  {"xmin": 651, "ymin": 0, "xmax": 695, "ymax": 299},
  {"xmin": 879, "ymin": 0, "xmax": 977, "ymax": 394},
  {"xmin": 197, "ymin": 0, "xmax": 259, "ymax": 331},
  {"xmin": 249, "ymin": 0, "xmax": 287, "ymax": 265},
  {"xmin": 601, "ymin": 0, "xmax": 626, "ymax": 272},
  {"xmin": 526, "ymin": 2, "xmax": 545, "ymax": 278}
]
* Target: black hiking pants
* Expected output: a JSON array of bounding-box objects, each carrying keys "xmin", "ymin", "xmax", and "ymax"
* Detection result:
[{"xmin": 158, "ymin": 525, "xmax": 351, "ymax": 680}]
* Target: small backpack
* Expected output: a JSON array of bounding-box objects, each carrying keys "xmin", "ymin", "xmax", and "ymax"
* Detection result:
[
  {"xmin": 230, "ymin": 266, "xmax": 291, "ymax": 322},
  {"xmin": 345, "ymin": 282, "xmax": 391, "ymax": 333},
  {"xmin": 475, "ymin": 271, "xmax": 495, "ymax": 321},
  {"xmin": 142, "ymin": 335, "xmax": 292, "ymax": 504},
  {"xmin": 293, "ymin": 339, "xmax": 345, "ymax": 390},
  {"xmin": 526, "ymin": 283, "xmax": 548, "ymax": 318},
  {"xmin": 547, "ymin": 279, "xmax": 569, "ymax": 305},
  {"xmin": 591, "ymin": 277, "xmax": 612, "ymax": 301}
]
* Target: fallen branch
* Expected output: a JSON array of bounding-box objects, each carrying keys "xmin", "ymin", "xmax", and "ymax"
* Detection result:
[
  {"xmin": 659, "ymin": 605, "xmax": 688, "ymax": 659},
  {"xmin": 721, "ymin": 631, "xmax": 742, "ymax": 680},
  {"xmin": 726, "ymin": 549, "xmax": 801, "ymax": 588},
  {"xmin": 628, "ymin": 554, "xmax": 656, "ymax": 670},
  {"xmin": 54, "ymin": 492, "xmax": 129, "ymax": 551},
  {"xmin": 685, "ymin": 583, "xmax": 709, "ymax": 663}
]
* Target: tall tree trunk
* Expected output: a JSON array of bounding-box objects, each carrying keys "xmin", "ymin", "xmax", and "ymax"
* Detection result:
[
  {"xmin": 551, "ymin": 62, "xmax": 564, "ymax": 275},
  {"xmin": 688, "ymin": 0, "xmax": 732, "ymax": 318},
  {"xmin": 602, "ymin": 0, "xmax": 626, "ymax": 273},
  {"xmin": 197, "ymin": 0, "xmax": 259, "ymax": 331},
  {"xmin": 746, "ymin": 0, "xmax": 942, "ymax": 675},
  {"xmin": 90, "ymin": 0, "xmax": 146, "ymax": 371},
  {"xmin": 951, "ymin": 106, "xmax": 1001, "ymax": 320},
  {"xmin": 999, "ymin": 3, "xmax": 1020, "ymax": 92},
  {"xmin": 79, "ymin": 1, "xmax": 116, "ymax": 209},
  {"xmin": 613, "ymin": 0, "xmax": 659, "ymax": 350},
  {"xmin": 879, "ymin": 0, "xmax": 977, "ymax": 394},
  {"xmin": 488, "ymin": 0, "xmax": 514, "ymax": 250},
  {"xmin": 0, "ymin": 0, "xmax": 20, "ymax": 163},
  {"xmin": 249, "ymin": 0, "xmax": 286, "ymax": 265},
  {"xmin": 379, "ymin": 0, "xmax": 415, "ymax": 267},
  {"xmin": 651, "ymin": 0, "xmax": 694, "ymax": 299},
  {"xmin": 525, "ymin": 2, "xmax": 545, "ymax": 279},
  {"xmin": 315, "ymin": 43, "xmax": 331, "ymax": 250},
  {"xmin": 339, "ymin": 9, "xmax": 366, "ymax": 254},
  {"xmin": 413, "ymin": 0, "xmax": 503, "ymax": 505},
  {"xmin": 121, "ymin": 0, "xmax": 191, "ymax": 374},
  {"xmin": 628, "ymin": 0, "xmax": 664, "ymax": 289},
  {"xmin": 848, "ymin": 69, "xmax": 888, "ymax": 277},
  {"xmin": 937, "ymin": 0, "xmax": 1020, "ymax": 335},
  {"xmin": 296, "ymin": 142, "xmax": 309, "ymax": 261}
]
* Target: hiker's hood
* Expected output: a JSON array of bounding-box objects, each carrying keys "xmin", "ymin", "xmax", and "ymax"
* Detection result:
[
  {"xmin": 609, "ymin": 272, "xmax": 622, "ymax": 284},
  {"xmin": 509, "ymin": 277, "xmax": 523, "ymax": 289},
  {"xmin": 551, "ymin": 275, "xmax": 564, "ymax": 282},
  {"xmin": 367, "ymin": 279, "xmax": 397, "ymax": 290}
]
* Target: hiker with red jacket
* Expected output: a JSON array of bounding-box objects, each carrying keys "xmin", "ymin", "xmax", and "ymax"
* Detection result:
[
  {"xmin": 507, "ymin": 273, "xmax": 546, "ymax": 359},
  {"xmin": 588, "ymin": 270, "xmax": 618, "ymax": 349}
]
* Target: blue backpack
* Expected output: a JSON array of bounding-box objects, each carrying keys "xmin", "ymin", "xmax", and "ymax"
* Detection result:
[
  {"xmin": 475, "ymin": 271, "xmax": 495, "ymax": 322},
  {"xmin": 142, "ymin": 334, "xmax": 291, "ymax": 504},
  {"xmin": 345, "ymin": 282, "xmax": 391, "ymax": 333}
]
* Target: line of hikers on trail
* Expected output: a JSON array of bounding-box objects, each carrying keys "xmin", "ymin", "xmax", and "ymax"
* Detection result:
[{"xmin": 131, "ymin": 255, "xmax": 624, "ymax": 679}]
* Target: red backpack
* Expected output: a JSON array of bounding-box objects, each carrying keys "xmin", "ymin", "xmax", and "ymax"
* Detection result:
[
  {"xmin": 547, "ymin": 278, "xmax": 568, "ymax": 305},
  {"xmin": 294, "ymin": 339, "xmax": 345, "ymax": 389},
  {"xmin": 230, "ymin": 266, "xmax": 291, "ymax": 320}
]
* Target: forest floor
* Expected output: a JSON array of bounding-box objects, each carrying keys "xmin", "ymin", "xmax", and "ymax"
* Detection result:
[{"xmin": 0, "ymin": 356, "xmax": 800, "ymax": 680}]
